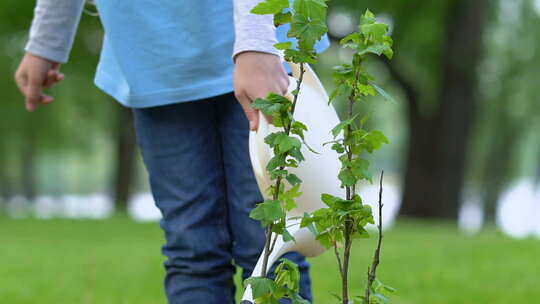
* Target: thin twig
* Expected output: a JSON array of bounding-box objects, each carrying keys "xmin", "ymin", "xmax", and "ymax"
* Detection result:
[{"xmin": 364, "ymin": 171, "xmax": 384, "ymax": 303}]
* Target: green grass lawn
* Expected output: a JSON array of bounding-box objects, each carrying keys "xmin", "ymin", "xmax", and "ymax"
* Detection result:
[{"xmin": 1, "ymin": 216, "xmax": 538, "ymax": 304}]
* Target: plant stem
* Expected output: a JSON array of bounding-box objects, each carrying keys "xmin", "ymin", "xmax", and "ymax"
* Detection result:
[
  {"xmin": 333, "ymin": 241, "xmax": 344, "ymax": 280},
  {"xmin": 259, "ymin": 63, "xmax": 307, "ymax": 278},
  {"xmin": 260, "ymin": 225, "xmax": 274, "ymax": 277},
  {"xmin": 364, "ymin": 171, "xmax": 385, "ymax": 303},
  {"xmin": 342, "ymin": 219, "xmax": 352, "ymax": 304},
  {"xmin": 341, "ymin": 64, "xmax": 360, "ymax": 304}
]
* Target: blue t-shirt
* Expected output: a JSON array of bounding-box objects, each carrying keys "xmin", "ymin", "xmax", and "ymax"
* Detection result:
[{"xmin": 94, "ymin": 0, "xmax": 329, "ymax": 108}]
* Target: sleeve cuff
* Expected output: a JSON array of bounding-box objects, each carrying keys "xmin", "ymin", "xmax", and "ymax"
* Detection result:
[
  {"xmin": 233, "ymin": 39, "xmax": 284, "ymax": 63},
  {"xmin": 25, "ymin": 39, "xmax": 70, "ymax": 63}
]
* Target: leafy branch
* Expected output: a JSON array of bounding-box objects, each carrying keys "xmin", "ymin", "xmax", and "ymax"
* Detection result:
[
  {"xmin": 301, "ymin": 9, "xmax": 394, "ymax": 304},
  {"xmin": 246, "ymin": 0, "xmax": 328, "ymax": 303}
]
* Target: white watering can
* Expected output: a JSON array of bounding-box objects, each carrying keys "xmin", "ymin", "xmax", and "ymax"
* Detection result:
[{"xmin": 242, "ymin": 63, "xmax": 342, "ymax": 302}]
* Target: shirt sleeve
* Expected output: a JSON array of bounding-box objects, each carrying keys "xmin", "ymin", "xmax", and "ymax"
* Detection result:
[
  {"xmin": 233, "ymin": 0, "xmax": 282, "ymax": 61},
  {"xmin": 25, "ymin": 0, "xmax": 86, "ymax": 63}
]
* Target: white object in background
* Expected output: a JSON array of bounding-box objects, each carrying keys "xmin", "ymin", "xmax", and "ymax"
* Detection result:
[
  {"xmin": 243, "ymin": 63, "xmax": 342, "ymax": 302},
  {"xmin": 6, "ymin": 195, "xmax": 31, "ymax": 218},
  {"xmin": 129, "ymin": 192, "xmax": 162, "ymax": 222},
  {"xmin": 497, "ymin": 179, "xmax": 538, "ymax": 239},
  {"xmin": 61, "ymin": 193, "xmax": 113, "ymax": 219},
  {"xmin": 84, "ymin": 193, "xmax": 113, "ymax": 219},
  {"xmin": 535, "ymin": 185, "xmax": 540, "ymax": 238},
  {"xmin": 458, "ymin": 195, "xmax": 484, "ymax": 235},
  {"xmin": 34, "ymin": 195, "xmax": 60, "ymax": 219}
]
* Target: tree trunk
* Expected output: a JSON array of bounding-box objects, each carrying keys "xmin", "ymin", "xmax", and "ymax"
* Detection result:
[
  {"xmin": 481, "ymin": 120, "xmax": 517, "ymax": 222},
  {"xmin": 400, "ymin": 0, "xmax": 488, "ymax": 219},
  {"xmin": 111, "ymin": 106, "xmax": 138, "ymax": 213}
]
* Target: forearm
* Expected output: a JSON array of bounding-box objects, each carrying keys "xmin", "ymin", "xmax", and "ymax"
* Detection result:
[
  {"xmin": 233, "ymin": 0, "xmax": 281, "ymax": 61},
  {"xmin": 25, "ymin": 0, "xmax": 86, "ymax": 63}
]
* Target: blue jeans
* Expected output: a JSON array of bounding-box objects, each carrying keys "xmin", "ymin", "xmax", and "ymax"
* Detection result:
[{"xmin": 132, "ymin": 93, "xmax": 312, "ymax": 304}]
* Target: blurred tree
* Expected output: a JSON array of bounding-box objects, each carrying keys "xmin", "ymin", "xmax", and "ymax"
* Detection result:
[
  {"xmin": 332, "ymin": 0, "xmax": 491, "ymax": 219},
  {"xmin": 399, "ymin": 0, "xmax": 490, "ymax": 219},
  {"xmin": 111, "ymin": 106, "xmax": 137, "ymax": 212},
  {"xmin": 471, "ymin": 0, "xmax": 540, "ymax": 221}
]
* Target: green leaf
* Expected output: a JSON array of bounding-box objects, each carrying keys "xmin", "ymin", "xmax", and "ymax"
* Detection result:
[
  {"xmin": 274, "ymin": 11, "xmax": 292, "ymax": 27},
  {"xmin": 329, "ymin": 82, "xmax": 352, "ymax": 103},
  {"xmin": 362, "ymin": 130, "xmax": 390, "ymax": 153},
  {"xmin": 267, "ymin": 154, "xmax": 287, "ymax": 172},
  {"xmin": 315, "ymin": 231, "xmax": 333, "ymax": 248},
  {"xmin": 372, "ymin": 83, "xmax": 397, "ymax": 104},
  {"xmin": 320, "ymin": 193, "xmax": 341, "ymax": 208},
  {"xmin": 361, "ymin": 22, "xmax": 389, "ymax": 42},
  {"xmin": 358, "ymin": 84, "xmax": 377, "ymax": 96},
  {"xmin": 284, "ymin": 48, "xmax": 317, "ymax": 64},
  {"xmin": 340, "ymin": 32, "xmax": 361, "ymax": 47},
  {"xmin": 274, "ymin": 133, "xmax": 302, "ymax": 154},
  {"xmin": 350, "ymin": 157, "xmax": 372, "ymax": 181},
  {"xmin": 244, "ymin": 277, "xmax": 277, "ymax": 298},
  {"xmin": 282, "ymin": 183, "xmax": 302, "ymax": 210},
  {"xmin": 275, "ymin": 258, "xmax": 301, "ymax": 292},
  {"xmin": 274, "ymin": 41, "xmax": 293, "ymax": 50},
  {"xmin": 252, "ymin": 97, "xmax": 283, "ymax": 116},
  {"xmin": 290, "ymin": 121, "xmax": 308, "ymax": 140},
  {"xmin": 289, "ymin": 14, "xmax": 328, "ymax": 50},
  {"xmin": 285, "ymin": 173, "xmax": 302, "ymax": 186},
  {"xmin": 330, "ymin": 142, "xmax": 345, "ymax": 153},
  {"xmin": 357, "ymin": 42, "xmax": 392, "ymax": 57},
  {"xmin": 338, "ymin": 168, "xmax": 356, "ymax": 187},
  {"xmin": 288, "ymin": 147, "xmax": 305, "ymax": 162},
  {"xmin": 251, "ymin": 0, "xmax": 289, "ymax": 15},
  {"xmin": 301, "ymin": 212, "xmax": 319, "ymax": 236},
  {"xmin": 264, "ymin": 132, "xmax": 280, "ymax": 148},
  {"xmin": 267, "ymin": 92, "xmax": 292, "ymax": 105},
  {"xmin": 383, "ymin": 36, "xmax": 394, "ymax": 59},
  {"xmin": 250, "ymin": 200, "xmax": 285, "ymax": 226},
  {"xmin": 294, "ymin": 0, "xmax": 327, "ymax": 19},
  {"xmin": 352, "ymin": 226, "xmax": 370, "ymax": 239},
  {"xmin": 331, "ymin": 114, "xmax": 359, "ymax": 138}
]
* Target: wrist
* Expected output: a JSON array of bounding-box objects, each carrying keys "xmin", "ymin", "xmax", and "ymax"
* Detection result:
[{"xmin": 234, "ymin": 51, "xmax": 281, "ymax": 64}]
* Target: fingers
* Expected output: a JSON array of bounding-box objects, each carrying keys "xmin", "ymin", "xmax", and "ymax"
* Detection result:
[
  {"xmin": 43, "ymin": 70, "xmax": 64, "ymax": 89},
  {"xmin": 14, "ymin": 71, "xmax": 27, "ymax": 96},
  {"xmin": 25, "ymin": 73, "xmax": 58, "ymax": 111},
  {"xmin": 25, "ymin": 76, "xmax": 43, "ymax": 112},
  {"xmin": 236, "ymin": 91, "xmax": 259, "ymax": 131}
]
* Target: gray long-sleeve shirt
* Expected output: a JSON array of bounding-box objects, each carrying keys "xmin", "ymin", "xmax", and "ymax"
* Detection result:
[{"xmin": 25, "ymin": 0, "xmax": 280, "ymax": 63}]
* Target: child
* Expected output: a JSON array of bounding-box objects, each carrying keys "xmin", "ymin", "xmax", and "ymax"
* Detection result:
[{"xmin": 14, "ymin": 0, "xmax": 328, "ymax": 303}]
